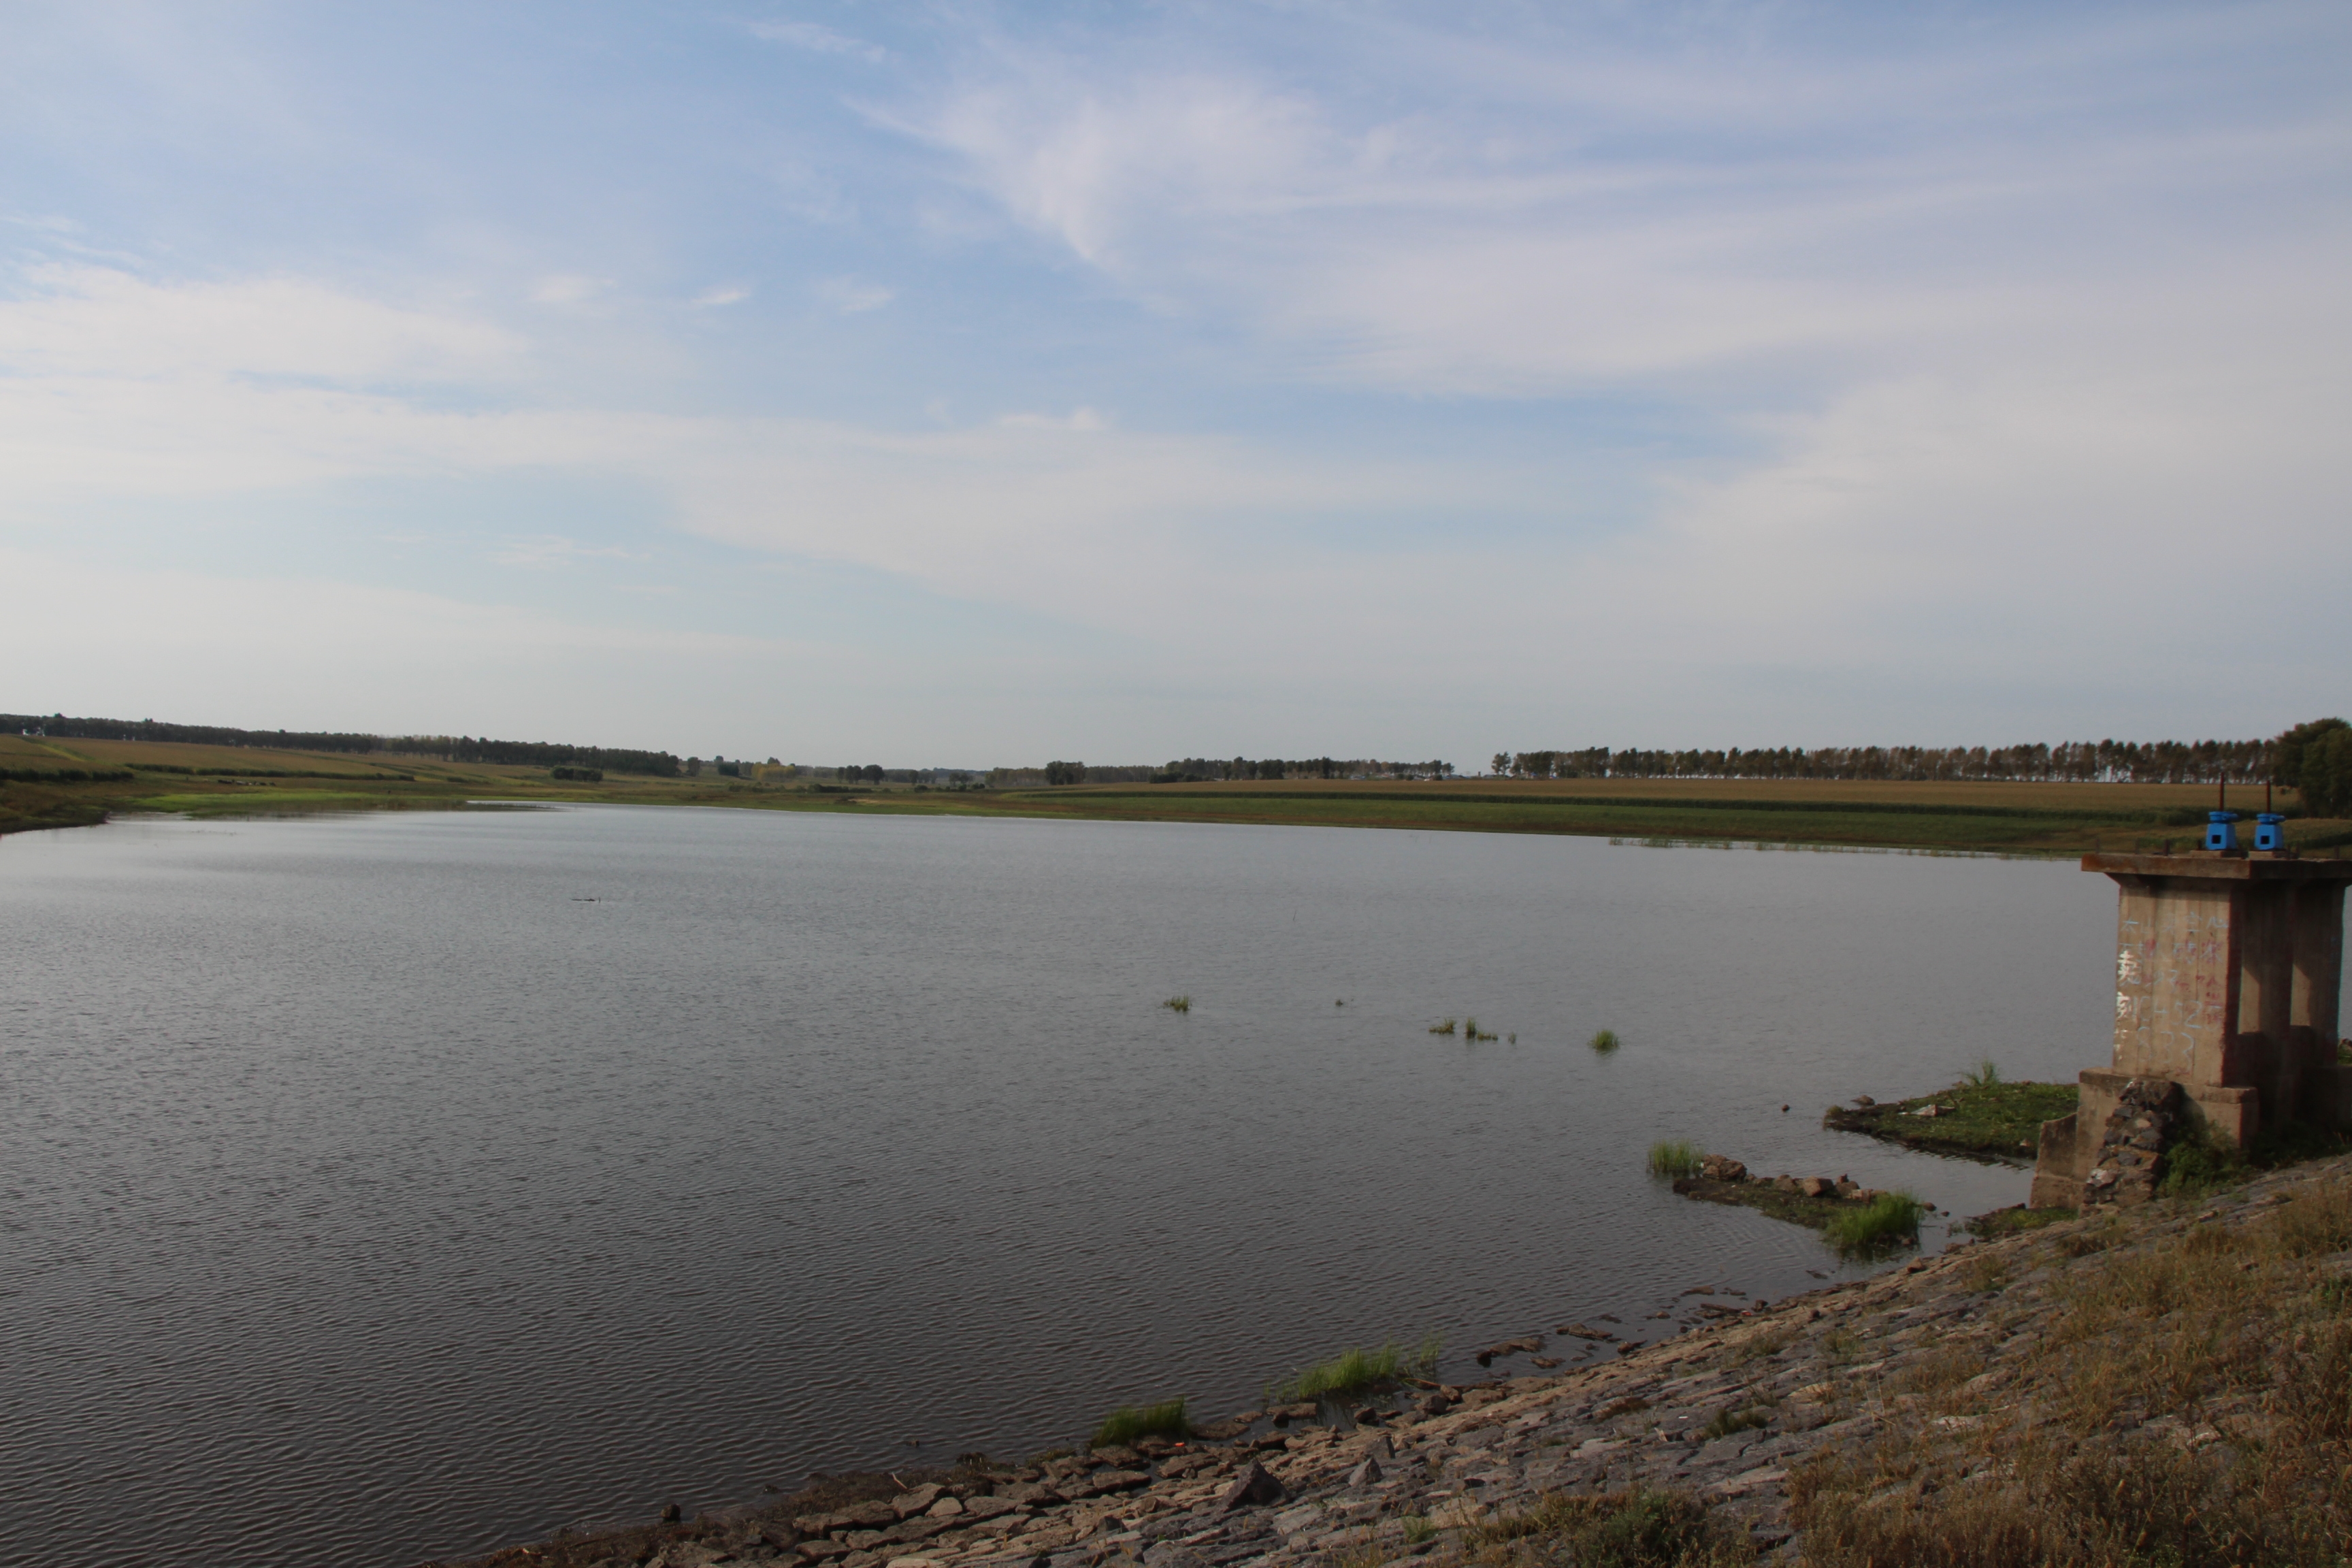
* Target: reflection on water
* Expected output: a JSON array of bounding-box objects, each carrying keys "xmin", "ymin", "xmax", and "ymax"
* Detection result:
[{"xmin": 1, "ymin": 807, "xmax": 2151, "ymax": 1567}]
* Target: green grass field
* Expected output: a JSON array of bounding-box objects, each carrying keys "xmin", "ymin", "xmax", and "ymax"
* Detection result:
[{"xmin": 3, "ymin": 732, "xmax": 2345, "ymax": 855}]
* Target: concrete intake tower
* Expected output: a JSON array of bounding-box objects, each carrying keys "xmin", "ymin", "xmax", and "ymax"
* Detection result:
[{"xmin": 2030, "ymin": 811, "xmax": 2352, "ymax": 1209}]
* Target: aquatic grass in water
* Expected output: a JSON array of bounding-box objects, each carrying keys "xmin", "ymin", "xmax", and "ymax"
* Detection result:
[
  {"xmin": 1824, "ymin": 1192, "xmax": 1927, "ymax": 1258},
  {"xmin": 1162, "ymin": 995, "xmax": 1192, "ymax": 1013},
  {"xmin": 1269, "ymin": 1337, "xmax": 1441, "ymax": 1403},
  {"xmin": 1589, "ymin": 1028, "xmax": 1622, "ymax": 1055},
  {"xmin": 1428, "ymin": 1017, "xmax": 1457, "ymax": 1035},
  {"xmin": 1465, "ymin": 1017, "xmax": 1498, "ymax": 1042},
  {"xmin": 1647, "ymin": 1139, "xmax": 1702, "ymax": 1178},
  {"xmin": 1091, "ymin": 1398, "xmax": 1192, "ymax": 1447}
]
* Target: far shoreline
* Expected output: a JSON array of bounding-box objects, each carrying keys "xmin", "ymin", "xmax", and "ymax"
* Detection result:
[{"xmin": 7, "ymin": 734, "xmax": 2345, "ymax": 857}]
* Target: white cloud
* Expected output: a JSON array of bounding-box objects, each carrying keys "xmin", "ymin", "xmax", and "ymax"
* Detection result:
[
  {"xmin": 489, "ymin": 534, "xmax": 645, "ymax": 568},
  {"xmin": 693, "ymin": 284, "xmax": 753, "ymax": 307},
  {"xmin": 911, "ymin": 11, "xmax": 2352, "ymax": 399},
  {"xmin": 0, "ymin": 265, "xmax": 1530, "ymax": 627},
  {"xmin": 528, "ymin": 274, "xmax": 615, "ymax": 307},
  {"xmin": 813, "ymin": 274, "xmax": 894, "ymax": 313},
  {"xmin": 0, "ymin": 264, "xmax": 520, "ymax": 381},
  {"xmin": 749, "ymin": 20, "xmax": 886, "ymax": 65}
]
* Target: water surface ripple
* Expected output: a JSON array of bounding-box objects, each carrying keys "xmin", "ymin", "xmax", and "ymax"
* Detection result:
[{"xmin": 1, "ymin": 807, "xmax": 2163, "ymax": 1565}]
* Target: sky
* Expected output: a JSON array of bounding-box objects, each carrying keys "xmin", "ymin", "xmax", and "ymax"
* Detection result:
[{"xmin": 2, "ymin": 1, "xmax": 2347, "ymax": 768}]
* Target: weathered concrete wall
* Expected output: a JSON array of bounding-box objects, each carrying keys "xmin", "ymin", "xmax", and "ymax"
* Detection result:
[
  {"xmin": 2031, "ymin": 855, "xmax": 2352, "ymax": 1208},
  {"xmin": 2112, "ymin": 877, "xmax": 2236, "ymax": 1083},
  {"xmin": 2027, "ymin": 1110, "xmax": 2081, "ymax": 1210},
  {"xmin": 2294, "ymin": 883, "xmax": 2345, "ymax": 1043}
]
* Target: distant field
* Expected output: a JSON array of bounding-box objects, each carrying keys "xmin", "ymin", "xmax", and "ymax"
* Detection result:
[
  {"xmin": 3, "ymin": 734, "xmax": 2343, "ymax": 854},
  {"xmin": 947, "ymin": 777, "xmax": 2341, "ymax": 855}
]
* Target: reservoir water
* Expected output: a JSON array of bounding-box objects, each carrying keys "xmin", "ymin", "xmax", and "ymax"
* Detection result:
[{"xmin": 0, "ymin": 805, "xmax": 2207, "ymax": 1566}]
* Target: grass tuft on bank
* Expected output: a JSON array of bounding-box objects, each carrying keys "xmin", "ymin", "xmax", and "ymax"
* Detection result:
[
  {"xmin": 1090, "ymin": 1398, "xmax": 1192, "ymax": 1447},
  {"xmin": 1823, "ymin": 1192, "xmax": 1926, "ymax": 1258},
  {"xmin": 1267, "ymin": 1337, "xmax": 1441, "ymax": 1403}
]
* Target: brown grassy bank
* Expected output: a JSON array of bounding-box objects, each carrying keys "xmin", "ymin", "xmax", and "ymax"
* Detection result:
[{"xmin": 5, "ymin": 733, "xmax": 2347, "ymax": 857}]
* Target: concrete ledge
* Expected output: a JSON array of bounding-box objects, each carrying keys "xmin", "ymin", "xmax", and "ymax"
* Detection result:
[
  {"xmin": 2083, "ymin": 852, "xmax": 2352, "ymax": 883},
  {"xmin": 2186, "ymin": 1083, "xmax": 2260, "ymax": 1147},
  {"xmin": 2029, "ymin": 1111, "xmax": 2083, "ymax": 1209}
]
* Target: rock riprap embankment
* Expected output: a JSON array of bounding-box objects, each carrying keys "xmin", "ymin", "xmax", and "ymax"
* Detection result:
[{"xmin": 444, "ymin": 1154, "xmax": 2352, "ymax": 1568}]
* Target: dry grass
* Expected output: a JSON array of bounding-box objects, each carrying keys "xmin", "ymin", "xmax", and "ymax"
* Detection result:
[
  {"xmin": 1057, "ymin": 776, "xmax": 2250, "ymax": 812},
  {"xmin": 1460, "ymin": 1488, "xmax": 1752, "ymax": 1568},
  {"xmin": 1791, "ymin": 1180, "xmax": 2352, "ymax": 1567}
]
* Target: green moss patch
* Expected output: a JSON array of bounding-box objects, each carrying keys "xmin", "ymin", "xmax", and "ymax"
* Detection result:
[{"xmin": 1824, "ymin": 1079, "xmax": 2078, "ymax": 1162}]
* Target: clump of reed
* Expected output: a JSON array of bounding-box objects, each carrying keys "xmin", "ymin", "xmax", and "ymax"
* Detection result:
[
  {"xmin": 1465, "ymin": 1017, "xmax": 1498, "ymax": 1042},
  {"xmin": 1957, "ymin": 1058, "xmax": 2002, "ymax": 1088},
  {"xmin": 1823, "ymin": 1192, "xmax": 1926, "ymax": 1258},
  {"xmin": 1647, "ymin": 1139, "xmax": 1703, "ymax": 1178},
  {"xmin": 1589, "ymin": 1028, "xmax": 1622, "ymax": 1055},
  {"xmin": 1090, "ymin": 1398, "xmax": 1192, "ymax": 1447},
  {"xmin": 1267, "ymin": 1337, "xmax": 1441, "ymax": 1403},
  {"xmin": 1162, "ymin": 995, "xmax": 1192, "ymax": 1013},
  {"xmin": 1428, "ymin": 1017, "xmax": 1457, "ymax": 1035}
]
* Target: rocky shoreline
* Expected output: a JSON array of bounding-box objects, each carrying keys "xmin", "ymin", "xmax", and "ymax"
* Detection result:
[
  {"xmin": 435, "ymin": 1156, "xmax": 2332, "ymax": 1568},
  {"xmin": 1667, "ymin": 1154, "xmax": 1900, "ymax": 1233},
  {"xmin": 436, "ymin": 1146, "xmax": 2352, "ymax": 1568}
]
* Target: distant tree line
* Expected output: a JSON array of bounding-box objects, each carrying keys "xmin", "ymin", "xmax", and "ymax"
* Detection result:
[
  {"xmin": 1490, "ymin": 723, "xmax": 2351, "ymax": 804},
  {"xmin": 0, "ymin": 766, "xmax": 136, "ymax": 783},
  {"xmin": 5, "ymin": 713, "xmax": 382, "ymax": 753},
  {"xmin": 387, "ymin": 735, "xmax": 683, "ymax": 777},
  {"xmin": 1152, "ymin": 756, "xmax": 1456, "ymax": 783},
  {"xmin": 2, "ymin": 713, "xmax": 688, "ymax": 777}
]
